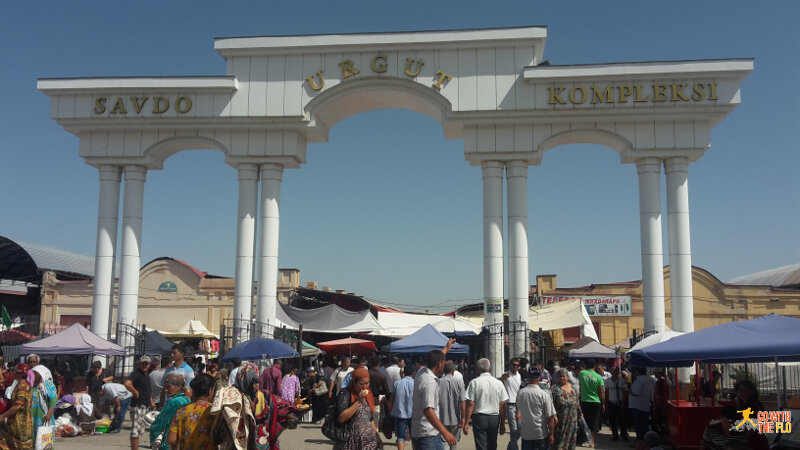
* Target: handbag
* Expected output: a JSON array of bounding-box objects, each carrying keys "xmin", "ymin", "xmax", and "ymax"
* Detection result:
[
  {"xmin": 321, "ymin": 401, "xmax": 352, "ymax": 442},
  {"xmin": 35, "ymin": 425, "xmax": 55, "ymax": 450},
  {"xmin": 313, "ymin": 382, "xmax": 329, "ymax": 397}
]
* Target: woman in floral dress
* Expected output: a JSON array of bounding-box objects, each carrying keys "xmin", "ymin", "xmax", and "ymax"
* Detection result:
[
  {"xmin": 0, "ymin": 364, "xmax": 34, "ymax": 450},
  {"xmin": 551, "ymin": 368, "xmax": 581, "ymax": 450},
  {"xmin": 281, "ymin": 368, "xmax": 300, "ymax": 405},
  {"xmin": 168, "ymin": 374, "xmax": 216, "ymax": 449},
  {"xmin": 334, "ymin": 368, "xmax": 381, "ymax": 450}
]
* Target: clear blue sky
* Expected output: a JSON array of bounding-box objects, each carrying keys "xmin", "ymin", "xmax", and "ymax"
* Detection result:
[{"xmin": 1, "ymin": 1, "xmax": 798, "ymax": 312}]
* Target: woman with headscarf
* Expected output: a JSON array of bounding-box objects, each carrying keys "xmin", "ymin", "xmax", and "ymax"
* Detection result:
[
  {"xmin": 281, "ymin": 367, "xmax": 300, "ymax": 405},
  {"xmin": 335, "ymin": 368, "xmax": 381, "ymax": 450},
  {"xmin": 551, "ymin": 368, "xmax": 581, "ymax": 450},
  {"xmin": 0, "ymin": 364, "xmax": 34, "ymax": 449},
  {"xmin": 235, "ymin": 362, "xmax": 265, "ymax": 417},
  {"xmin": 30, "ymin": 365, "xmax": 57, "ymax": 439},
  {"xmin": 150, "ymin": 373, "xmax": 190, "ymax": 450}
]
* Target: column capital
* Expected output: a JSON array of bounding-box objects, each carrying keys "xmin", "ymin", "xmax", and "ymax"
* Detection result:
[
  {"xmin": 664, "ymin": 156, "xmax": 690, "ymax": 174},
  {"xmin": 98, "ymin": 164, "xmax": 122, "ymax": 182},
  {"xmin": 481, "ymin": 160, "xmax": 504, "ymax": 178},
  {"xmin": 237, "ymin": 163, "xmax": 259, "ymax": 181},
  {"xmin": 505, "ymin": 160, "xmax": 528, "ymax": 178},
  {"xmin": 123, "ymin": 164, "xmax": 147, "ymax": 181},
  {"xmin": 259, "ymin": 163, "xmax": 284, "ymax": 181},
  {"xmin": 636, "ymin": 157, "xmax": 663, "ymax": 174}
]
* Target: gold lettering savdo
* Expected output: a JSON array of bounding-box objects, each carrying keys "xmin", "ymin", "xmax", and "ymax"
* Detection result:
[
  {"xmin": 652, "ymin": 84, "xmax": 668, "ymax": 102},
  {"xmin": 371, "ymin": 55, "xmax": 388, "ymax": 73},
  {"xmin": 339, "ymin": 60, "xmax": 360, "ymax": 79},
  {"xmin": 591, "ymin": 86, "xmax": 614, "ymax": 104},
  {"xmin": 110, "ymin": 97, "xmax": 127, "ymax": 114},
  {"xmin": 131, "ymin": 97, "xmax": 149, "ymax": 114},
  {"xmin": 432, "ymin": 70, "xmax": 452, "ymax": 90},
  {"xmin": 305, "ymin": 71, "xmax": 325, "ymax": 91},
  {"xmin": 708, "ymin": 82, "xmax": 719, "ymax": 100},
  {"xmin": 548, "ymin": 87, "xmax": 567, "ymax": 104},
  {"xmin": 634, "ymin": 85, "xmax": 650, "ymax": 102},
  {"xmin": 670, "ymin": 83, "xmax": 689, "ymax": 101},
  {"xmin": 152, "ymin": 97, "xmax": 169, "ymax": 114},
  {"xmin": 404, "ymin": 58, "xmax": 424, "ymax": 77},
  {"xmin": 176, "ymin": 96, "xmax": 192, "ymax": 113},
  {"xmin": 93, "ymin": 97, "xmax": 107, "ymax": 114},
  {"xmin": 618, "ymin": 85, "xmax": 633, "ymax": 103},
  {"xmin": 568, "ymin": 86, "xmax": 587, "ymax": 104},
  {"xmin": 692, "ymin": 83, "xmax": 706, "ymax": 101}
]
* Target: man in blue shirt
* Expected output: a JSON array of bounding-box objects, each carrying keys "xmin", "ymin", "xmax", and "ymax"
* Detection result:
[
  {"xmin": 389, "ymin": 365, "xmax": 415, "ymax": 450},
  {"xmin": 160, "ymin": 344, "xmax": 194, "ymax": 404}
]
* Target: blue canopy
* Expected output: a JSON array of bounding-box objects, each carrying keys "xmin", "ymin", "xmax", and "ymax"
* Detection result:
[
  {"xmin": 221, "ymin": 337, "xmax": 299, "ymax": 362},
  {"xmin": 382, "ymin": 324, "xmax": 470, "ymax": 354},
  {"xmin": 628, "ymin": 314, "xmax": 800, "ymax": 367}
]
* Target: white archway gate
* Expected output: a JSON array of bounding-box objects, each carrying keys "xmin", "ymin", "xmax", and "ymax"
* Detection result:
[{"xmin": 39, "ymin": 27, "xmax": 752, "ymax": 375}]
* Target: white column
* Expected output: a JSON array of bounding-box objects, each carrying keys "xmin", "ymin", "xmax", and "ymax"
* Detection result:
[
  {"xmin": 506, "ymin": 161, "xmax": 529, "ymax": 360},
  {"xmin": 666, "ymin": 157, "xmax": 694, "ymax": 333},
  {"xmin": 233, "ymin": 164, "xmax": 259, "ymax": 342},
  {"xmin": 256, "ymin": 163, "xmax": 283, "ymax": 337},
  {"xmin": 90, "ymin": 165, "xmax": 121, "ymax": 339},
  {"xmin": 482, "ymin": 161, "xmax": 504, "ymax": 376},
  {"xmin": 636, "ymin": 158, "xmax": 666, "ymax": 333},
  {"xmin": 117, "ymin": 165, "xmax": 146, "ymax": 328}
]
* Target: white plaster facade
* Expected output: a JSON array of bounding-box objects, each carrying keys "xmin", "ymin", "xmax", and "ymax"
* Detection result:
[{"xmin": 38, "ymin": 27, "xmax": 752, "ymax": 374}]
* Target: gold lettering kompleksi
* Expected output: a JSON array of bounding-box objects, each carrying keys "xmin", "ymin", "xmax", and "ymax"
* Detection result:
[{"xmin": 548, "ymin": 82, "xmax": 718, "ymax": 105}]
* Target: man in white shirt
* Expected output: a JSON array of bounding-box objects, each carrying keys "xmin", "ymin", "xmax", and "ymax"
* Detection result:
[
  {"xmin": 227, "ymin": 357, "xmax": 241, "ymax": 386},
  {"xmin": 604, "ymin": 366, "xmax": 630, "ymax": 442},
  {"xmin": 411, "ymin": 349, "xmax": 458, "ymax": 450},
  {"xmin": 464, "ymin": 358, "xmax": 509, "ymax": 450},
  {"xmin": 628, "ymin": 367, "xmax": 654, "ymax": 450},
  {"xmin": 500, "ymin": 358, "xmax": 522, "ymax": 450},
  {"xmin": 328, "ymin": 357, "xmax": 353, "ymax": 400},
  {"xmin": 386, "ymin": 356, "xmax": 403, "ymax": 392},
  {"xmin": 515, "ymin": 367, "xmax": 556, "ymax": 449}
]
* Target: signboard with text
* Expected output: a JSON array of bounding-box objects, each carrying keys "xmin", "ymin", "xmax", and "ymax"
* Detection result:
[{"xmin": 540, "ymin": 295, "xmax": 632, "ymax": 317}]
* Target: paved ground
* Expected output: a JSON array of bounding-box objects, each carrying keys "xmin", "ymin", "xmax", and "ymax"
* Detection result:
[{"xmin": 55, "ymin": 419, "xmax": 638, "ymax": 449}]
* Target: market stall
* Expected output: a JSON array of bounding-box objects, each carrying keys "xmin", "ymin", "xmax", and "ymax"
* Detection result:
[
  {"xmin": 628, "ymin": 314, "xmax": 800, "ymax": 449},
  {"xmin": 20, "ymin": 323, "xmax": 123, "ymax": 355},
  {"xmin": 382, "ymin": 324, "xmax": 470, "ymax": 354}
]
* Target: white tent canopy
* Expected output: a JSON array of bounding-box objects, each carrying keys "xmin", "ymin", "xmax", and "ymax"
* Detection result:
[
  {"xmin": 164, "ymin": 320, "xmax": 218, "ymax": 338},
  {"xmin": 529, "ymin": 298, "xmax": 599, "ymax": 341},
  {"xmin": 276, "ymin": 303, "xmax": 383, "ymax": 333},
  {"xmin": 372, "ymin": 312, "xmax": 482, "ymax": 337}
]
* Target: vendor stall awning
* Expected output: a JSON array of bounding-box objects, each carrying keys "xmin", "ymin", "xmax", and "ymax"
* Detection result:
[
  {"xmin": 276, "ymin": 303, "xmax": 382, "ymax": 333},
  {"xmin": 628, "ymin": 314, "xmax": 800, "ymax": 366},
  {"xmin": 372, "ymin": 312, "xmax": 481, "ymax": 337},
  {"xmin": 20, "ymin": 323, "xmax": 124, "ymax": 356}
]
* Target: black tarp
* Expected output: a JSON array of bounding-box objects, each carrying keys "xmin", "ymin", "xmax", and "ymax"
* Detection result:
[{"xmin": 145, "ymin": 329, "xmax": 175, "ymax": 356}]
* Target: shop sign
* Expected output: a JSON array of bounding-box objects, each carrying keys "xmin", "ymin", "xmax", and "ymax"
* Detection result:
[
  {"xmin": 158, "ymin": 281, "xmax": 178, "ymax": 293},
  {"xmin": 540, "ymin": 295, "xmax": 632, "ymax": 317}
]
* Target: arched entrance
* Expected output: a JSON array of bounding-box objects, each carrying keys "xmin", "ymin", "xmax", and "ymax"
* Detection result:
[{"xmin": 38, "ymin": 26, "xmax": 752, "ymax": 375}]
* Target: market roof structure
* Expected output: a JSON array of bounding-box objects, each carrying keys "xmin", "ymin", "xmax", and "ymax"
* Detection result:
[{"xmin": 727, "ymin": 263, "xmax": 800, "ymax": 288}]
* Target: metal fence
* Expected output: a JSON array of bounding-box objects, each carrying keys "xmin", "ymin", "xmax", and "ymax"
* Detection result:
[
  {"xmin": 716, "ymin": 362, "xmax": 800, "ymax": 410},
  {"xmin": 112, "ymin": 323, "xmax": 145, "ymax": 378}
]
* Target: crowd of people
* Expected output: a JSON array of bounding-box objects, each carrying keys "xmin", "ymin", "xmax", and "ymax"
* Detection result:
[{"xmin": 0, "ymin": 342, "xmax": 776, "ymax": 450}]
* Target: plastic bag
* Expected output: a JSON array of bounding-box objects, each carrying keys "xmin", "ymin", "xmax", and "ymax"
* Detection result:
[
  {"xmin": 576, "ymin": 415, "xmax": 592, "ymax": 446},
  {"xmin": 35, "ymin": 425, "xmax": 55, "ymax": 450}
]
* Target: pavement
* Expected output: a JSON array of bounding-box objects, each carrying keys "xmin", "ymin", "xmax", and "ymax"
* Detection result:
[{"xmin": 54, "ymin": 419, "xmax": 640, "ymax": 449}]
